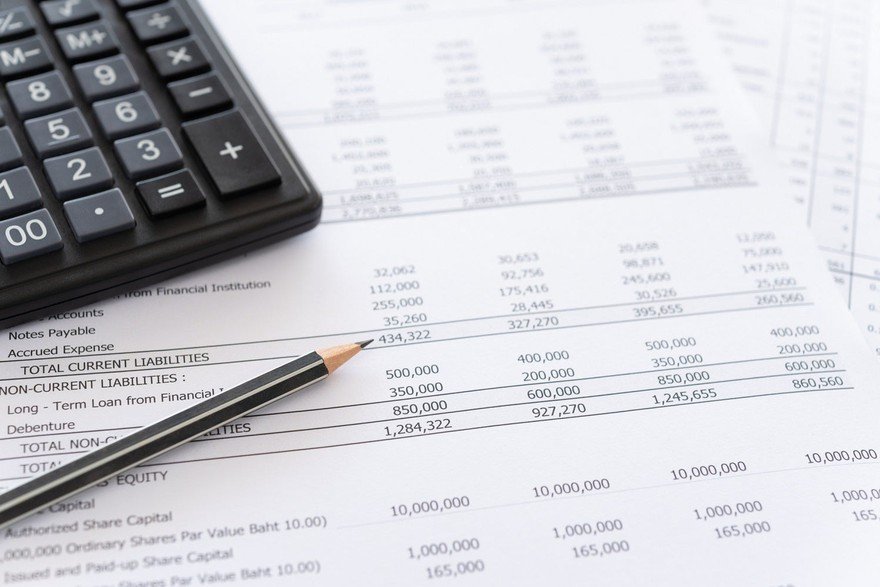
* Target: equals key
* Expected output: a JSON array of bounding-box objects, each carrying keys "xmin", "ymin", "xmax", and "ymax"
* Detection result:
[
  {"xmin": 137, "ymin": 170, "xmax": 206, "ymax": 218},
  {"xmin": 168, "ymin": 73, "xmax": 232, "ymax": 118}
]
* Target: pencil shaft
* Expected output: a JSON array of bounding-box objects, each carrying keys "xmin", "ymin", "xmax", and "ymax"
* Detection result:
[{"xmin": 0, "ymin": 353, "xmax": 327, "ymax": 530}]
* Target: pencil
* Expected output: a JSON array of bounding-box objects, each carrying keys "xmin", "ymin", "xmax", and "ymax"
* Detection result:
[{"xmin": 0, "ymin": 339, "xmax": 373, "ymax": 531}]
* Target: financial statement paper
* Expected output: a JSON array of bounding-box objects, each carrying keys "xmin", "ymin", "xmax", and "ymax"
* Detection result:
[
  {"xmin": 704, "ymin": 0, "xmax": 880, "ymax": 355},
  {"xmin": 3, "ymin": 0, "xmax": 880, "ymax": 584}
]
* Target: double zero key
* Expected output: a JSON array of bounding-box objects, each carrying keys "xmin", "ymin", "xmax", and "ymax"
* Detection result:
[{"xmin": 0, "ymin": 209, "xmax": 63, "ymax": 264}]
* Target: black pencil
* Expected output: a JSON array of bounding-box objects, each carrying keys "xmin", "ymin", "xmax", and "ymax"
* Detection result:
[{"xmin": 0, "ymin": 339, "xmax": 373, "ymax": 530}]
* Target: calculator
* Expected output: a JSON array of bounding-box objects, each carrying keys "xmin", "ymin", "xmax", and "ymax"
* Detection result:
[{"xmin": 0, "ymin": 0, "xmax": 322, "ymax": 330}]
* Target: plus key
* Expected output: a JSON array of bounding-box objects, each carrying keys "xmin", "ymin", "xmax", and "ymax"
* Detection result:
[{"xmin": 183, "ymin": 110, "xmax": 280, "ymax": 198}]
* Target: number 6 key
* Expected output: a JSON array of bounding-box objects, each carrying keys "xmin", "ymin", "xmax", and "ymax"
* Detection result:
[{"xmin": 93, "ymin": 91, "xmax": 161, "ymax": 140}]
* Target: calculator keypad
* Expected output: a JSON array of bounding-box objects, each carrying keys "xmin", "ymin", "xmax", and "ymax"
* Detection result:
[
  {"xmin": 1, "ymin": 0, "xmax": 319, "ymax": 330},
  {"xmin": 0, "ymin": 0, "xmax": 303, "ymax": 269}
]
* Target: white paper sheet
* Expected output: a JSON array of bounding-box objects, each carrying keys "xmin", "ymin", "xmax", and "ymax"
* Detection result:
[
  {"xmin": 704, "ymin": 0, "xmax": 880, "ymax": 356},
  {"xmin": 3, "ymin": 1, "xmax": 880, "ymax": 584}
]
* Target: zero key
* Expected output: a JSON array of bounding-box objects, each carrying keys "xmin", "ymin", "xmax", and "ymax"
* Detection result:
[{"xmin": 182, "ymin": 110, "xmax": 279, "ymax": 198}]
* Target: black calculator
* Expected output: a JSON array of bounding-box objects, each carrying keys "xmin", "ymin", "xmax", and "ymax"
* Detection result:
[{"xmin": 0, "ymin": 0, "xmax": 322, "ymax": 329}]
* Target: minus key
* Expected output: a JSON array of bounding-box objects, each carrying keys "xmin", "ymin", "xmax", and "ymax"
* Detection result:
[{"xmin": 168, "ymin": 72, "xmax": 232, "ymax": 118}]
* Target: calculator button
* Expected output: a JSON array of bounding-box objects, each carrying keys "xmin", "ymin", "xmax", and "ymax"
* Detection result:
[
  {"xmin": 137, "ymin": 169, "xmax": 205, "ymax": 217},
  {"xmin": 183, "ymin": 111, "xmax": 280, "ymax": 198},
  {"xmin": 0, "ymin": 168, "xmax": 42, "ymax": 220},
  {"xmin": 0, "ymin": 128, "xmax": 23, "ymax": 171},
  {"xmin": 44, "ymin": 147, "xmax": 114, "ymax": 201},
  {"xmin": 116, "ymin": 0, "xmax": 163, "ymax": 10},
  {"xmin": 0, "ymin": 7, "xmax": 36, "ymax": 42},
  {"xmin": 55, "ymin": 21, "xmax": 119, "ymax": 63},
  {"xmin": 114, "ymin": 128, "xmax": 183, "ymax": 180},
  {"xmin": 147, "ymin": 37, "xmax": 209, "ymax": 80},
  {"xmin": 0, "ymin": 37, "xmax": 53, "ymax": 80},
  {"xmin": 127, "ymin": 3, "xmax": 188, "ymax": 44},
  {"xmin": 63, "ymin": 188, "xmax": 135, "ymax": 242},
  {"xmin": 25, "ymin": 108, "xmax": 93, "ymax": 158},
  {"xmin": 94, "ymin": 91, "xmax": 160, "ymax": 139},
  {"xmin": 41, "ymin": 0, "xmax": 101, "ymax": 28},
  {"xmin": 168, "ymin": 72, "xmax": 232, "ymax": 117},
  {"xmin": 0, "ymin": 208, "xmax": 63, "ymax": 265},
  {"xmin": 7, "ymin": 71, "xmax": 74, "ymax": 119},
  {"xmin": 73, "ymin": 55, "xmax": 139, "ymax": 101}
]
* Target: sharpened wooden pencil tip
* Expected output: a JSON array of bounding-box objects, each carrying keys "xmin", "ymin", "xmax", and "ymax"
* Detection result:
[
  {"xmin": 358, "ymin": 339, "xmax": 374, "ymax": 349},
  {"xmin": 318, "ymin": 341, "xmax": 369, "ymax": 374}
]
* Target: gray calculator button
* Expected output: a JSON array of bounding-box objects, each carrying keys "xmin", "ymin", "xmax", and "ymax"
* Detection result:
[
  {"xmin": 0, "ymin": 37, "xmax": 52, "ymax": 81},
  {"xmin": 0, "ymin": 208, "xmax": 63, "ymax": 265},
  {"xmin": 94, "ymin": 91, "xmax": 160, "ymax": 139},
  {"xmin": 182, "ymin": 110, "xmax": 279, "ymax": 198},
  {"xmin": 0, "ymin": 7, "xmax": 36, "ymax": 42},
  {"xmin": 63, "ymin": 188, "xmax": 135, "ymax": 242},
  {"xmin": 127, "ymin": 3, "xmax": 188, "ymax": 44},
  {"xmin": 168, "ymin": 72, "xmax": 232, "ymax": 117},
  {"xmin": 73, "ymin": 55, "xmax": 139, "ymax": 101},
  {"xmin": 116, "ymin": 0, "xmax": 162, "ymax": 9},
  {"xmin": 0, "ymin": 167, "xmax": 42, "ymax": 219},
  {"xmin": 0, "ymin": 127, "xmax": 23, "ymax": 171},
  {"xmin": 7, "ymin": 71, "xmax": 74, "ymax": 119},
  {"xmin": 114, "ymin": 128, "xmax": 183, "ymax": 180},
  {"xmin": 25, "ymin": 108, "xmax": 93, "ymax": 158},
  {"xmin": 147, "ymin": 37, "xmax": 209, "ymax": 79},
  {"xmin": 44, "ymin": 147, "xmax": 114, "ymax": 201},
  {"xmin": 55, "ymin": 21, "xmax": 119, "ymax": 63},
  {"xmin": 137, "ymin": 169, "xmax": 205, "ymax": 217},
  {"xmin": 41, "ymin": 0, "xmax": 101, "ymax": 28}
]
